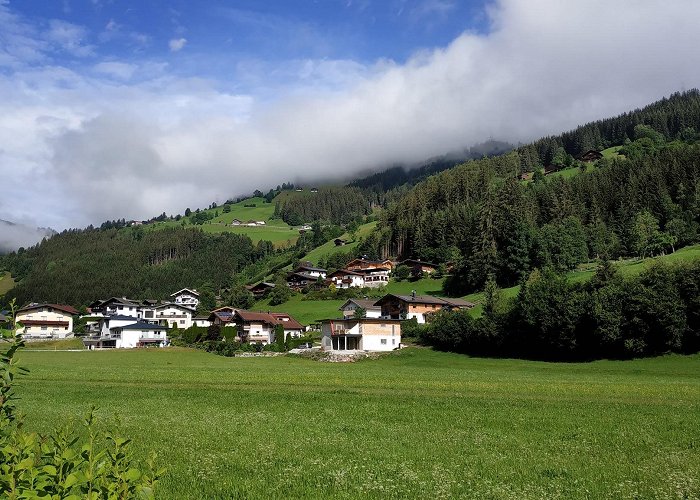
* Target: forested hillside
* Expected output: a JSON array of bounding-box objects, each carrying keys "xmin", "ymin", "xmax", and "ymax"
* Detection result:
[
  {"xmin": 1, "ymin": 228, "xmax": 273, "ymax": 306},
  {"xmin": 355, "ymin": 91, "xmax": 700, "ymax": 295}
]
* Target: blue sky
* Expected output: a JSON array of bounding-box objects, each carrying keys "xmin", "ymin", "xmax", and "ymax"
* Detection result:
[
  {"xmin": 2, "ymin": 0, "xmax": 700, "ymax": 245},
  {"xmin": 8, "ymin": 0, "xmax": 488, "ymax": 91}
]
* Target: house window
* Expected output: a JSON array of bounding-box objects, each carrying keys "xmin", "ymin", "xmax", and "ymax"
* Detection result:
[
  {"xmin": 41, "ymin": 326, "xmax": 47, "ymax": 330},
  {"xmin": 380, "ymin": 339, "xmax": 387, "ymax": 345},
  {"xmin": 392, "ymin": 339, "xmax": 396, "ymax": 345},
  {"xmin": 180, "ymin": 320, "xmax": 185, "ymax": 324}
]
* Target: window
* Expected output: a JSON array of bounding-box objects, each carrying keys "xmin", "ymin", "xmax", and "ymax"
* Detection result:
[
  {"xmin": 41, "ymin": 326, "xmax": 47, "ymax": 330},
  {"xmin": 180, "ymin": 320, "xmax": 185, "ymax": 324},
  {"xmin": 392, "ymin": 339, "xmax": 396, "ymax": 345},
  {"xmin": 380, "ymin": 339, "xmax": 387, "ymax": 345}
]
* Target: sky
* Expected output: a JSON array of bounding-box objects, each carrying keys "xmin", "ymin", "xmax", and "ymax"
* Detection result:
[{"xmin": 2, "ymin": 0, "xmax": 700, "ymax": 246}]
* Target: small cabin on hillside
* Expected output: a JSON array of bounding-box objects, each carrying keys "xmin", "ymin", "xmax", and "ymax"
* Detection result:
[{"xmin": 577, "ymin": 150, "xmax": 603, "ymax": 162}]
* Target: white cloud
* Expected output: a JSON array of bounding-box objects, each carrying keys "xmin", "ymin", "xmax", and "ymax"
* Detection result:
[
  {"xmin": 93, "ymin": 61, "xmax": 137, "ymax": 80},
  {"xmin": 2, "ymin": 0, "xmax": 700, "ymax": 233},
  {"xmin": 45, "ymin": 19, "xmax": 95, "ymax": 57},
  {"xmin": 169, "ymin": 37, "xmax": 187, "ymax": 52}
]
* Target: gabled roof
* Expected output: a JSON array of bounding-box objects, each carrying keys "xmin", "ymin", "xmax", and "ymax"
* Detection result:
[
  {"xmin": 235, "ymin": 310, "xmax": 305, "ymax": 329},
  {"xmin": 116, "ymin": 321, "xmax": 169, "ymax": 331},
  {"xmin": 374, "ymin": 294, "xmax": 446, "ymax": 305},
  {"xmin": 17, "ymin": 303, "xmax": 79, "ymax": 315},
  {"xmin": 328, "ymin": 269, "xmax": 364, "ymax": 278},
  {"xmin": 287, "ymin": 272, "xmax": 318, "ymax": 281},
  {"xmin": 153, "ymin": 302, "xmax": 196, "ymax": 312},
  {"xmin": 97, "ymin": 297, "xmax": 140, "ymax": 308},
  {"xmin": 339, "ymin": 299, "xmax": 381, "ymax": 311},
  {"xmin": 269, "ymin": 313, "xmax": 304, "ymax": 330},
  {"xmin": 107, "ymin": 314, "xmax": 141, "ymax": 321},
  {"xmin": 170, "ymin": 288, "xmax": 199, "ymax": 297},
  {"xmin": 373, "ymin": 294, "xmax": 473, "ymax": 307},
  {"xmin": 294, "ymin": 263, "xmax": 327, "ymax": 273}
]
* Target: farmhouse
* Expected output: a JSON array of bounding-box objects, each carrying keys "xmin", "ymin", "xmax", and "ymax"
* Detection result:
[
  {"xmin": 246, "ymin": 281, "xmax": 275, "ymax": 299},
  {"xmin": 90, "ymin": 297, "xmax": 141, "ymax": 318},
  {"xmin": 153, "ymin": 303, "xmax": 195, "ymax": 329},
  {"xmin": 287, "ymin": 264, "xmax": 327, "ymax": 289},
  {"xmin": 170, "ymin": 288, "xmax": 199, "ymax": 308},
  {"xmin": 15, "ymin": 303, "xmax": 78, "ymax": 339},
  {"xmin": 234, "ymin": 310, "xmax": 304, "ymax": 344},
  {"xmin": 374, "ymin": 293, "xmax": 474, "ymax": 324},
  {"xmin": 327, "ymin": 269, "xmax": 365, "ymax": 289},
  {"xmin": 339, "ymin": 298, "xmax": 382, "ymax": 319},
  {"xmin": 577, "ymin": 150, "xmax": 604, "ymax": 162},
  {"xmin": 398, "ymin": 259, "xmax": 438, "ymax": 275},
  {"xmin": 320, "ymin": 318, "xmax": 401, "ymax": 351},
  {"xmin": 208, "ymin": 306, "xmax": 238, "ymax": 327},
  {"xmin": 345, "ymin": 258, "xmax": 394, "ymax": 272}
]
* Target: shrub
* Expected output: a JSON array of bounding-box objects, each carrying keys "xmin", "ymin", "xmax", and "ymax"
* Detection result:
[{"xmin": 0, "ymin": 315, "xmax": 164, "ymax": 497}]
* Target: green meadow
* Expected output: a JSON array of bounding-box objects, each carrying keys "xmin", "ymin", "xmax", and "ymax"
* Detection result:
[{"xmin": 14, "ymin": 347, "xmax": 700, "ymax": 499}]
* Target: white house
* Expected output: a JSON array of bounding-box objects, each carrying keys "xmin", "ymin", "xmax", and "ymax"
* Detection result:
[
  {"xmin": 170, "ymin": 289, "xmax": 200, "ymax": 309},
  {"xmin": 83, "ymin": 319, "xmax": 168, "ymax": 349},
  {"xmin": 339, "ymin": 299, "xmax": 382, "ymax": 319},
  {"xmin": 15, "ymin": 303, "xmax": 78, "ymax": 339},
  {"xmin": 328, "ymin": 269, "xmax": 365, "ymax": 289},
  {"xmin": 320, "ymin": 318, "xmax": 401, "ymax": 351},
  {"xmin": 193, "ymin": 316, "xmax": 212, "ymax": 327},
  {"xmin": 92, "ymin": 298, "xmax": 141, "ymax": 318},
  {"xmin": 152, "ymin": 303, "xmax": 195, "ymax": 329}
]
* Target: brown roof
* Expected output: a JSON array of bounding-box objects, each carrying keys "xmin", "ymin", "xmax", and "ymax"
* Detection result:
[
  {"xmin": 339, "ymin": 299, "xmax": 381, "ymax": 311},
  {"xmin": 373, "ymin": 294, "xmax": 474, "ymax": 308},
  {"xmin": 235, "ymin": 310, "xmax": 305, "ymax": 329},
  {"xmin": 17, "ymin": 303, "xmax": 79, "ymax": 315}
]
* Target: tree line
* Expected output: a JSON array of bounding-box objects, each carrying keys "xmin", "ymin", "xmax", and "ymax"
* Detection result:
[
  {"xmin": 0, "ymin": 227, "xmax": 276, "ymax": 307},
  {"xmin": 412, "ymin": 261, "xmax": 700, "ymax": 361}
]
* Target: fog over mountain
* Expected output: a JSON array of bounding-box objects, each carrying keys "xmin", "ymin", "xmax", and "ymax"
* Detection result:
[
  {"xmin": 0, "ymin": 220, "xmax": 56, "ymax": 253},
  {"xmin": 2, "ymin": 0, "xmax": 700, "ymax": 230}
]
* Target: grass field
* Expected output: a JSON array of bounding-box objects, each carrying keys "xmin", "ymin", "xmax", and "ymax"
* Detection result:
[
  {"xmin": 0, "ymin": 271, "xmax": 15, "ymax": 296},
  {"xmin": 14, "ymin": 347, "xmax": 700, "ymax": 499}
]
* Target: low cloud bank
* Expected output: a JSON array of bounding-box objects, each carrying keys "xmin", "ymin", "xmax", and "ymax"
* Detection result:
[{"xmin": 2, "ymin": 0, "xmax": 700, "ymax": 230}]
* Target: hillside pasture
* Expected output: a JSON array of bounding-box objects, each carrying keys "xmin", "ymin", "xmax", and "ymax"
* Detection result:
[
  {"xmin": 0, "ymin": 271, "xmax": 15, "ymax": 296},
  {"xmin": 14, "ymin": 348, "xmax": 700, "ymax": 499}
]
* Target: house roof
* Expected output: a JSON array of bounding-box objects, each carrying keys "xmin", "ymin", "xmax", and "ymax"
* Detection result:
[
  {"xmin": 170, "ymin": 288, "xmax": 199, "ymax": 297},
  {"xmin": 153, "ymin": 302, "xmax": 196, "ymax": 312},
  {"xmin": 373, "ymin": 294, "xmax": 473, "ymax": 307},
  {"xmin": 107, "ymin": 314, "xmax": 141, "ymax": 321},
  {"xmin": 269, "ymin": 313, "xmax": 304, "ymax": 330},
  {"xmin": 247, "ymin": 282, "xmax": 275, "ymax": 291},
  {"xmin": 398, "ymin": 259, "xmax": 438, "ymax": 268},
  {"xmin": 17, "ymin": 303, "xmax": 79, "ymax": 315},
  {"xmin": 117, "ymin": 321, "xmax": 169, "ymax": 331},
  {"xmin": 235, "ymin": 310, "xmax": 305, "ymax": 329},
  {"xmin": 328, "ymin": 269, "xmax": 364, "ymax": 278},
  {"xmin": 295, "ymin": 263, "xmax": 327, "ymax": 273},
  {"xmin": 339, "ymin": 299, "xmax": 381, "ymax": 311},
  {"xmin": 287, "ymin": 272, "xmax": 318, "ymax": 281}
]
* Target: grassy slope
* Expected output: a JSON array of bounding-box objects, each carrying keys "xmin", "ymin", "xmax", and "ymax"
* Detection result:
[
  {"xmin": 301, "ymin": 221, "xmax": 378, "ymax": 265},
  {"xmin": 15, "ymin": 348, "xmax": 700, "ymax": 499},
  {"xmin": 0, "ymin": 271, "xmax": 15, "ymax": 296},
  {"xmin": 143, "ymin": 194, "xmax": 304, "ymax": 246}
]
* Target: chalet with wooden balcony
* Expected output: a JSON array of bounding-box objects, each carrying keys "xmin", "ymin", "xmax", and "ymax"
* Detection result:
[{"xmin": 374, "ymin": 293, "xmax": 474, "ymax": 324}]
